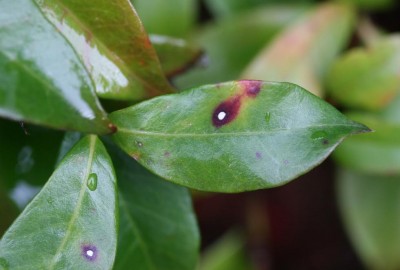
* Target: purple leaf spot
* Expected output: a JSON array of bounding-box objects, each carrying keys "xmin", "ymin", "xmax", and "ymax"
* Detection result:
[
  {"xmin": 256, "ymin": 152, "xmax": 262, "ymax": 159},
  {"xmin": 322, "ymin": 139, "xmax": 329, "ymax": 145},
  {"xmin": 164, "ymin": 151, "xmax": 171, "ymax": 157},
  {"xmin": 212, "ymin": 96, "xmax": 241, "ymax": 128},
  {"xmin": 240, "ymin": 80, "xmax": 262, "ymax": 97},
  {"xmin": 82, "ymin": 245, "xmax": 97, "ymax": 262}
]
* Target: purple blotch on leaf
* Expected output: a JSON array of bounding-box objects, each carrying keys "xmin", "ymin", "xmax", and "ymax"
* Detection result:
[
  {"xmin": 240, "ymin": 80, "xmax": 262, "ymax": 97},
  {"xmin": 212, "ymin": 96, "xmax": 241, "ymax": 128},
  {"xmin": 82, "ymin": 244, "xmax": 97, "ymax": 262},
  {"xmin": 256, "ymin": 152, "xmax": 262, "ymax": 159}
]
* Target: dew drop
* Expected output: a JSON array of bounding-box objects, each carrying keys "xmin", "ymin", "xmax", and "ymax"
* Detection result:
[
  {"xmin": 265, "ymin": 112, "xmax": 271, "ymax": 123},
  {"xmin": 136, "ymin": 141, "xmax": 143, "ymax": 147},
  {"xmin": 87, "ymin": 173, "xmax": 98, "ymax": 191},
  {"xmin": 311, "ymin": 131, "xmax": 328, "ymax": 140},
  {"xmin": 0, "ymin": 258, "xmax": 9, "ymax": 270},
  {"xmin": 82, "ymin": 245, "xmax": 97, "ymax": 262}
]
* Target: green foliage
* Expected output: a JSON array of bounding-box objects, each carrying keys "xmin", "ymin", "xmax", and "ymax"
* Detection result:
[{"xmin": 1, "ymin": 0, "xmax": 397, "ymax": 268}]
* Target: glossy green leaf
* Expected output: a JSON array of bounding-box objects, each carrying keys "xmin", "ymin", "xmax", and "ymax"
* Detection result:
[
  {"xmin": 111, "ymin": 80, "xmax": 369, "ymax": 192},
  {"xmin": 337, "ymin": 169, "xmax": 400, "ymax": 270},
  {"xmin": 0, "ymin": 0, "xmax": 113, "ymax": 134},
  {"xmin": 0, "ymin": 136, "xmax": 118, "ymax": 269},
  {"xmin": 334, "ymin": 112, "xmax": 400, "ymax": 175},
  {"xmin": 35, "ymin": 0, "xmax": 174, "ymax": 101},
  {"xmin": 242, "ymin": 2, "xmax": 355, "ymax": 97},
  {"xmin": 175, "ymin": 5, "xmax": 308, "ymax": 90},
  {"xmin": 199, "ymin": 231, "xmax": 254, "ymax": 270},
  {"xmin": 327, "ymin": 35, "xmax": 400, "ymax": 110},
  {"xmin": 105, "ymin": 142, "xmax": 199, "ymax": 270},
  {"xmin": 150, "ymin": 35, "xmax": 203, "ymax": 78},
  {"xmin": 0, "ymin": 119, "xmax": 63, "ymax": 189},
  {"xmin": 130, "ymin": 0, "xmax": 196, "ymax": 38}
]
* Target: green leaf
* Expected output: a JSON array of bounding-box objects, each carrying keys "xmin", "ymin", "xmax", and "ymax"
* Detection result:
[
  {"xmin": 327, "ymin": 35, "xmax": 400, "ymax": 110},
  {"xmin": 105, "ymin": 142, "xmax": 199, "ymax": 270},
  {"xmin": 0, "ymin": 0, "xmax": 113, "ymax": 134},
  {"xmin": 0, "ymin": 119, "xmax": 64, "ymax": 189},
  {"xmin": 175, "ymin": 5, "xmax": 308, "ymax": 90},
  {"xmin": 35, "ymin": 0, "xmax": 174, "ymax": 100},
  {"xmin": 110, "ymin": 80, "xmax": 369, "ymax": 192},
  {"xmin": 204, "ymin": 0, "xmax": 266, "ymax": 18},
  {"xmin": 151, "ymin": 35, "xmax": 203, "ymax": 78},
  {"xmin": 199, "ymin": 230, "xmax": 254, "ymax": 270},
  {"xmin": 242, "ymin": 2, "xmax": 355, "ymax": 97},
  {"xmin": 130, "ymin": 0, "xmax": 196, "ymax": 38},
  {"xmin": 0, "ymin": 136, "xmax": 118, "ymax": 269},
  {"xmin": 333, "ymin": 112, "xmax": 400, "ymax": 175},
  {"xmin": 337, "ymin": 169, "xmax": 400, "ymax": 270}
]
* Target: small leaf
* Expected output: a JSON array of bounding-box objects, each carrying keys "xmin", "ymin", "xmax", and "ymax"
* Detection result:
[
  {"xmin": 333, "ymin": 112, "xmax": 400, "ymax": 175},
  {"xmin": 150, "ymin": 35, "xmax": 203, "ymax": 78},
  {"xmin": 327, "ymin": 35, "xmax": 400, "ymax": 110},
  {"xmin": 175, "ymin": 5, "xmax": 308, "ymax": 89},
  {"xmin": 0, "ymin": 136, "xmax": 118, "ymax": 269},
  {"xmin": 337, "ymin": 169, "xmax": 400, "ymax": 270},
  {"xmin": 130, "ymin": 0, "xmax": 196, "ymax": 37},
  {"xmin": 105, "ymin": 142, "xmax": 199, "ymax": 270},
  {"xmin": 111, "ymin": 80, "xmax": 369, "ymax": 192},
  {"xmin": 0, "ymin": 0, "xmax": 113, "ymax": 134},
  {"xmin": 242, "ymin": 2, "xmax": 355, "ymax": 97},
  {"xmin": 35, "ymin": 0, "xmax": 174, "ymax": 100}
]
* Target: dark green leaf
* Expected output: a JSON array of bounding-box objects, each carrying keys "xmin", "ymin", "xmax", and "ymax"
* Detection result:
[
  {"xmin": 35, "ymin": 0, "xmax": 174, "ymax": 100},
  {"xmin": 338, "ymin": 0, "xmax": 395, "ymax": 10},
  {"xmin": 242, "ymin": 2, "xmax": 356, "ymax": 97},
  {"xmin": 0, "ymin": 119, "xmax": 63, "ymax": 189},
  {"xmin": 175, "ymin": 5, "xmax": 308, "ymax": 90},
  {"xmin": 333, "ymin": 112, "xmax": 400, "ymax": 175},
  {"xmin": 111, "ymin": 80, "xmax": 369, "ymax": 192},
  {"xmin": 150, "ymin": 35, "xmax": 203, "ymax": 78},
  {"xmin": 0, "ymin": 0, "xmax": 113, "ymax": 134},
  {"xmin": 105, "ymin": 142, "xmax": 199, "ymax": 270},
  {"xmin": 130, "ymin": 0, "xmax": 196, "ymax": 37},
  {"xmin": 0, "ymin": 188, "xmax": 19, "ymax": 238},
  {"xmin": 337, "ymin": 169, "xmax": 400, "ymax": 270},
  {"xmin": 0, "ymin": 136, "xmax": 118, "ymax": 269},
  {"xmin": 327, "ymin": 35, "xmax": 400, "ymax": 110}
]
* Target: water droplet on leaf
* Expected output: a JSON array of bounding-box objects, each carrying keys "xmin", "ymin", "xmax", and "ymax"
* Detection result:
[
  {"xmin": 87, "ymin": 173, "xmax": 98, "ymax": 191},
  {"xmin": 217, "ymin": 111, "xmax": 226, "ymax": 120},
  {"xmin": 265, "ymin": 112, "xmax": 271, "ymax": 123}
]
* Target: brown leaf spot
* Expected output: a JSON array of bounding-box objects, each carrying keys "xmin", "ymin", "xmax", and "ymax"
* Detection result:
[
  {"xmin": 240, "ymin": 80, "xmax": 262, "ymax": 97},
  {"xmin": 212, "ymin": 96, "xmax": 241, "ymax": 128}
]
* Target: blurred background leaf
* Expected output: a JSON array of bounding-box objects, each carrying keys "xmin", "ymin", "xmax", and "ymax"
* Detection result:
[{"xmin": 337, "ymin": 169, "xmax": 400, "ymax": 270}]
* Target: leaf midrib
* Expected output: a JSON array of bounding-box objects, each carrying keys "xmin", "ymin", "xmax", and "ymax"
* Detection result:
[
  {"xmin": 117, "ymin": 123, "xmax": 362, "ymax": 138},
  {"xmin": 48, "ymin": 136, "xmax": 96, "ymax": 269}
]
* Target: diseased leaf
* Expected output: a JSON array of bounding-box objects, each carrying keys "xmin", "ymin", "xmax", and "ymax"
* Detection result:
[
  {"xmin": 242, "ymin": 3, "xmax": 355, "ymax": 97},
  {"xmin": 151, "ymin": 35, "xmax": 203, "ymax": 78},
  {"xmin": 35, "ymin": 0, "xmax": 174, "ymax": 100},
  {"xmin": 106, "ymin": 143, "xmax": 200, "ymax": 270},
  {"xmin": 337, "ymin": 169, "xmax": 400, "ymax": 270},
  {"xmin": 0, "ymin": 0, "xmax": 113, "ymax": 134},
  {"xmin": 0, "ymin": 136, "xmax": 118, "ymax": 269},
  {"xmin": 175, "ymin": 5, "xmax": 308, "ymax": 90},
  {"xmin": 333, "ymin": 112, "xmax": 400, "ymax": 175},
  {"xmin": 327, "ymin": 35, "xmax": 400, "ymax": 110},
  {"xmin": 111, "ymin": 80, "xmax": 369, "ymax": 192},
  {"xmin": 130, "ymin": 0, "xmax": 196, "ymax": 38}
]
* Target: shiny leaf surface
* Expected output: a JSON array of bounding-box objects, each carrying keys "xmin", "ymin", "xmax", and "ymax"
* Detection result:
[
  {"xmin": 327, "ymin": 35, "xmax": 400, "ymax": 110},
  {"xmin": 131, "ymin": 0, "xmax": 196, "ymax": 37},
  {"xmin": 106, "ymin": 143, "xmax": 200, "ymax": 270},
  {"xmin": 35, "ymin": 0, "xmax": 174, "ymax": 100},
  {"xmin": 111, "ymin": 80, "xmax": 369, "ymax": 192},
  {"xmin": 0, "ymin": 136, "xmax": 118, "ymax": 269},
  {"xmin": 334, "ymin": 112, "xmax": 400, "ymax": 175},
  {"xmin": 175, "ymin": 5, "xmax": 308, "ymax": 89},
  {"xmin": 0, "ymin": 0, "xmax": 112, "ymax": 134},
  {"xmin": 337, "ymin": 169, "xmax": 400, "ymax": 270},
  {"xmin": 150, "ymin": 35, "xmax": 203, "ymax": 78},
  {"xmin": 242, "ymin": 3, "xmax": 355, "ymax": 97}
]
